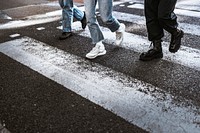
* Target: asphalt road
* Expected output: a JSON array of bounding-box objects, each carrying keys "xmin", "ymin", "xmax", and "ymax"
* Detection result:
[
  {"xmin": 0, "ymin": 0, "xmax": 200, "ymax": 133},
  {"xmin": 0, "ymin": 0, "xmax": 149, "ymax": 133},
  {"xmin": 0, "ymin": 0, "xmax": 52, "ymax": 10}
]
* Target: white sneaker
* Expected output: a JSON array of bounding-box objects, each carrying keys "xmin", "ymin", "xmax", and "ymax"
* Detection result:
[
  {"xmin": 86, "ymin": 41, "xmax": 106, "ymax": 59},
  {"xmin": 115, "ymin": 23, "xmax": 125, "ymax": 46}
]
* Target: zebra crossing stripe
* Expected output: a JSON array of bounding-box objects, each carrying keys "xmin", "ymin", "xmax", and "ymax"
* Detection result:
[
  {"xmin": 1, "ymin": 9, "xmax": 200, "ymax": 36},
  {"xmin": 176, "ymin": 0, "xmax": 200, "ymax": 12},
  {"xmin": 0, "ymin": 1, "xmax": 124, "ymax": 30},
  {"xmin": 0, "ymin": 37, "xmax": 199, "ymax": 133},
  {"xmin": 112, "ymin": 11, "xmax": 200, "ymax": 36},
  {"xmin": 58, "ymin": 21, "xmax": 200, "ymax": 71},
  {"xmin": 0, "ymin": 10, "xmax": 61, "ymax": 30},
  {"xmin": 127, "ymin": 3, "xmax": 200, "ymax": 18},
  {"xmin": 1, "ymin": 6, "xmax": 200, "ymax": 37}
]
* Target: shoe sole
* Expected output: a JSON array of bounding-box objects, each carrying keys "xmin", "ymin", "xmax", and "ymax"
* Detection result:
[
  {"xmin": 139, "ymin": 53, "xmax": 163, "ymax": 61},
  {"xmin": 59, "ymin": 33, "xmax": 73, "ymax": 40},
  {"xmin": 86, "ymin": 50, "xmax": 106, "ymax": 59}
]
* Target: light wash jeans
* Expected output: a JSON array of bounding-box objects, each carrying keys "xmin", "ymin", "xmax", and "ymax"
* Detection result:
[
  {"xmin": 59, "ymin": 0, "xmax": 84, "ymax": 32},
  {"xmin": 84, "ymin": 0, "xmax": 120, "ymax": 44}
]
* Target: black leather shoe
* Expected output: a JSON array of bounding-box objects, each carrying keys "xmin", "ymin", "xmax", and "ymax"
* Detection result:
[
  {"xmin": 169, "ymin": 29, "xmax": 184, "ymax": 53},
  {"xmin": 81, "ymin": 12, "xmax": 87, "ymax": 29},
  {"xmin": 139, "ymin": 40, "xmax": 163, "ymax": 61},
  {"xmin": 139, "ymin": 49, "xmax": 163, "ymax": 61},
  {"xmin": 59, "ymin": 32, "xmax": 72, "ymax": 40}
]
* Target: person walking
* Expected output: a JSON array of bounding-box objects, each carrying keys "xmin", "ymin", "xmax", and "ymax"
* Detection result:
[
  {"xmin": 58, "ymin": 0, "xmax": 87, "ymax": 40},
  {"xmin": 139, "ymin": 0, "xmax": 184, "ymax": 61},
  {"xmin": 84, "ymin": 0, "xmax": 125, "ymax": 59}
]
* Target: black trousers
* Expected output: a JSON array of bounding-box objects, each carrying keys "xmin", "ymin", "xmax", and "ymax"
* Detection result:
[{"xmin": 145, "ymin": 0, "xmax": 178, "ymax": 41}]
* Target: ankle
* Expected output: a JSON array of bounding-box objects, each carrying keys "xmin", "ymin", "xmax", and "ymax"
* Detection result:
[
  {"xmin": 96, "ymin": 41, "xmax": 103, "ymax": 46},
  {"xmin": 117, "ymin": 23, "xmax": 125, "ymax": 32},
  {"xmin": 153, "ymin": 40, "xmax": 162, "ymax": 43},
  {"xmin": 173, "ymin": 29, "xmax": 180, "ymax": 35},
  {"xmin": 152, "ymin": 40, "xmax": 162, "ymax": 51}
]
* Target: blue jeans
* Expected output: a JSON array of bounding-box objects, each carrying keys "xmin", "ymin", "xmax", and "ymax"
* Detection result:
[
  {"xmin": 84, "ymin": 0, "xmax": 120, "ymax": 44},
  {"xmin": 59, "ymin": 0, "xmax": 84, "ymax": 32}
]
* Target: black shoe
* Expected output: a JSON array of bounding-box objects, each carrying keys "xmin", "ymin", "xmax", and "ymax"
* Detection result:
[
  {"xmin": 169, "ymin": 29, "xmax": 184, "ymax": 53},
  {"xmin": 139, "ymin": 49, "xmax": 163, "ymax": 61},
  {"xmin": 81, "ymin": 12, "xmax": 87, "ymax": 29},
  {"xmin": 139, "ymin": 40, "xmax": 163, "ymax": 61},
  {"xmin": 59, "ymin": 32, "xmax": 72, "ymax": 40}
]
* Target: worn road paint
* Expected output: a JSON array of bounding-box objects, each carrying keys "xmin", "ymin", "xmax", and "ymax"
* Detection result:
[
  {"xmin": 0, "ymin": 37, "xmax": 199, "ymax": 133},
  {"xmin": 57, "ymin": 21, "xmax": 200, "ymax": 71},
  {"xmin": 9, "ymin": 33, "xmax": 20, "ymax": 38}
]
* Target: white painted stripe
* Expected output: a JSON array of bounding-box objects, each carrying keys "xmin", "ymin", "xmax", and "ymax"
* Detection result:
[
  {"xmin": 0, "ymin": 16, "xmax": 61, "ymax": 30},
  {"xmin": 129, "ymin": 1, "xmax": 134, "ymax": 4},
  {"xmin": 112, "ymin": 11, "xmax": 200, "ymax": 36},
  {"xmin": 0, "ymin": 1, "xmax": 123, "ymax": 29},
  {"xmin": 0, "ymin": 10, "xmax": 62, "ymax": 29},
  {"xmin": 9, "ymin": 33, "xmax": 20, "ymax": 38},
  {"xmin": 175, "ymin": 9, "xmax": 200, "ymax": 18},
  {"xmin": 58, "ymin": 22, "xmax": 200, "ymax": 71},
  {"xmin": 127, "ymin": 4, "xmax": 200, "ymax": 18},
  {"xmin": 0, "ymin": 37, "xmax": 199, "ymax": 133},
  {"xmin": 176, "ymin": 0, "xmax": 200, "ymax": 12},
  {"xmin": 86, "ymin": 1, "xmax": 124, "ymax": 8},
  {"xmin": 119, "ymin": 4, "xmax": 125, "ymax": 7},
  {"xmin": 36, "ymin": 27, "xmax": 45, "ymax": 30},
  {"xmin": 0, "ymin": 4, "xmax": 199, "ymax": 36},
  {"xmin": 127, "ymin": 4, "xmax": 144, "ymax": 10},
  {"xmin": 113, "ymin": 1, "xmax": 125, "ymax": 6},
  {"xmin": 42, "ymin": 1, "xmax": 60, "ymax": 7}
]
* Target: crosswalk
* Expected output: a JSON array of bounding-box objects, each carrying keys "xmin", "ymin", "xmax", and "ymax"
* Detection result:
[
  {"xmin": 127, "ymin": 3, "xmax": 200, "ymax": 18},
  {"xmin": 0, "ymin": 1, "xmax": 200, "ymax": 133},
  {"xmin": 58, "ymin": 21, "xmax": 200, "ymax": 71}
]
